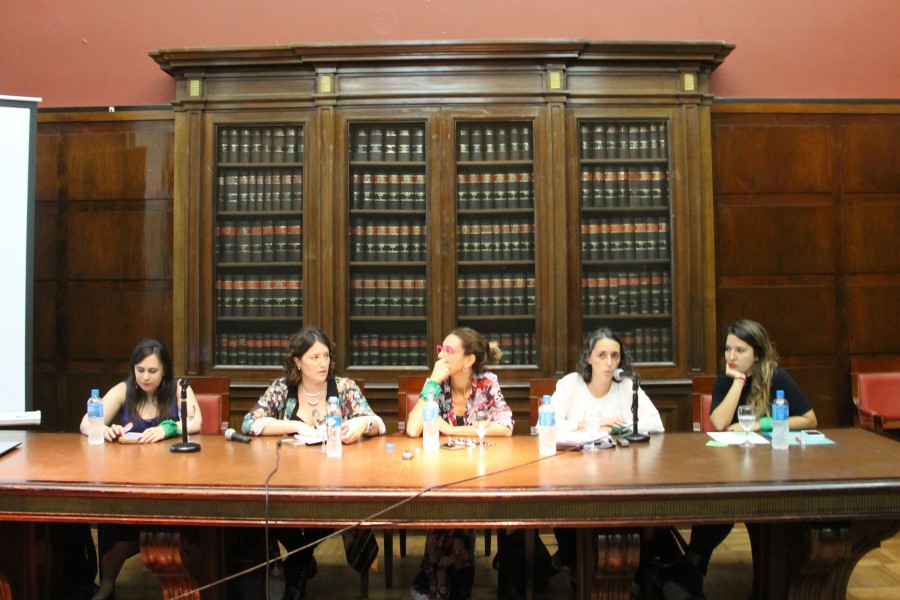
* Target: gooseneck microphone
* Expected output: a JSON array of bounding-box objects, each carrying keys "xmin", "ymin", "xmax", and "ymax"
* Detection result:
[
  {"xmin": 225, "ymin": 428, "xmax": 252, "ymax": 444},
  {"xmin": 170, "ymin": 378, "xmax": 201, "ymax": 453}
]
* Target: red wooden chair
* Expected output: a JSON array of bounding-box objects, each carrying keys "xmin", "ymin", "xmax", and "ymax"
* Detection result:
[
  {"xmin": 182, "ymin": 375, "xmax": 231, "ymax": 434},
  {"xmin": 851, "ymin": 357, "xmax": 900, "ymax": 435},
  {"xmin": 691, "ymin": 375, "xmax": 716, "ymax": 432}
]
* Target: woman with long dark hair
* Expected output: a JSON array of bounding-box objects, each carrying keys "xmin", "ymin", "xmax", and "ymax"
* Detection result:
[{"xmin": 79, "ymin": 338, "xmax": 201, "ymax": 600}]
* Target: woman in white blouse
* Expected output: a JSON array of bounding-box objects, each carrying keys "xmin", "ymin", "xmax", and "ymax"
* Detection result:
[
  {"xmin": 549, "ymin": 327, "xmax": 664, "ymax": 580},
  {"xmin": 551, "ymin": 327, "xmax": 664, "ymax": 434}
]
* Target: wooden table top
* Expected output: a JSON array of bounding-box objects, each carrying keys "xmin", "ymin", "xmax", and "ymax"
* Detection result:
[{"xmin": 1, "ymin": 429, "xmax": 898, "ymax": 528}]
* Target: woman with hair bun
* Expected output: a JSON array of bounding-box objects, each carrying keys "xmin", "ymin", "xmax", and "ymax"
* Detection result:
[{"xmin": 407, "ymin": 327, "xmax": 513, "ymax": 600}]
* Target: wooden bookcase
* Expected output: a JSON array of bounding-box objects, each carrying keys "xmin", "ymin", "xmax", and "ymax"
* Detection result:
[{"xmin": 153, "ymin": 40, "xmax": 732, "ymax": 429}]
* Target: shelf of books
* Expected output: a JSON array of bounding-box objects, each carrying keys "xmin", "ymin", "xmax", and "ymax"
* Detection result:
[
  {"xmin": 347, "ymin": 122, "xmax": 430, "ymax": 368},
  {"xmin": 214, "ymin": 125, "xmax": 305, "ymax": 367},
  {"xmin": 456, "ymin": 121, "xmax": 538, "ymax": 366},
  {"xmin": 578, "ymin": 120, "xmax": 673, "ymax": 363}
]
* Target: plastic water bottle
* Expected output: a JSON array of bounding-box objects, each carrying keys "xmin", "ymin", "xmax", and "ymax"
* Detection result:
[
  {"xmin": 538, "ymin": 394, "xmax": 556, "ymax": 456},
  {"xmin": 771, "ymin": 389, "xmax": 789, "ymax": 450},
  {"xmin": 422, "ymin": 392, "xmax": 440, "ymax": 451},
  {"xmin": 326, "ymin": 396, "xmax": 343, "ymax": 458},
  {"xmin": 87, "ymin": 389, "xmax": 104, "ymax": 445}
]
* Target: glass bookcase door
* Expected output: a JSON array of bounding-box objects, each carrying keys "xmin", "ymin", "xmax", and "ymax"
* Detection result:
[
  {"xmin": 577, "ymin": 119, "xmax": 673, "ymax": 364},
  {"xmin": 214, "ymin": 124, "xmax": 305, "ymax": 367},
  {"xmin": 455, "ymin": 120, "xmax": 538, "ymax": 366},
  {"xmin": 346, "ymin": 121, "xmax": 430, "ymax": 368}
]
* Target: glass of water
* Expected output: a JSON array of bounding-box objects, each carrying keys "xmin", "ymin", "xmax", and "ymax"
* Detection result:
[{"xmin": 737, "ymin": 405, "xmax": 756, "ymax": 447}]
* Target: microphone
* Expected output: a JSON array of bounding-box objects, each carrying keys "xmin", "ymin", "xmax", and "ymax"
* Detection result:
[
  {"xmin": 225, "ymin": 428, "xmax": 252, "ymax": 444},
  {"xmin": 170, "ymin": 378, "xmax": 201, "ymax": 453},
  {"xmin": 613, "ymin": 368, "xmax": 627, "ymax": 382},
  {"xmin": 619, "ymin": 369, "xmax": 649, "ymax": 444}
]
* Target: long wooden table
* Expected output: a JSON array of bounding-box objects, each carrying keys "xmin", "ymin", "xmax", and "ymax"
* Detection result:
[{"xmin": 1, "ymin": 429, "xmax": 898, "ymax": 599}]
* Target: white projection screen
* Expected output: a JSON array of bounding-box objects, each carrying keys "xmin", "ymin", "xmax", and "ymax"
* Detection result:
[{"xmin": 0, "ymin": 95, "xmax": 40, "ymax": 426}]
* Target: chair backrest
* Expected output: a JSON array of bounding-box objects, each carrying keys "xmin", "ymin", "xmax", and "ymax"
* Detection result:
[
  {"xmin": 691, "ymin": 375, "xmax": 717, "ymax": 432},
  {"xmin": 397, "ymin": 376, "xmax": 426, "ymax": 434},
  {"xmin": 184, "ymin": 376, "xmax": 231, "ymax": 434},
  {"xmin": 854, "ymin": 372, "xmax": 900, "ymax": 431},
  {"xmin": 850, "ymin": 356, "xmax": 900, "ymax": 431},
  {"xmin": 528, "ymin": 378, "xmax": 558, "ymax": 428}
]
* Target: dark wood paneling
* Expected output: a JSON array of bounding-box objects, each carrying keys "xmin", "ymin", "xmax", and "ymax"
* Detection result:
[
  {"xmin": 33, "ymin": 281, "xmax": 56, "ymax": 361},
  {"xmin": 33, "ymin": 203, "xmax": 59, "ymax": 281},
  {"xmin": 64, "ymin": 129, "xmax": 173, "ymax": 201},
  {"xmin": 65, "ymin": 283, "xmax": 173, "ymax": 361},
  {"xmin": 713, "ymin": 123, "xmax": 832, "ymax": 194},
  {"xmin": 35, "ymin": 110, "xmax": 175, "ymax": 432},
  {"xmin": 844, "ymin": 194, "xmax": 900, "ymax": 273},
  {"xmin": 67, "ymin": 203, "xmax": 173, "ymax": 280},
  {"xmin": 779, "ymin": 359, "xmax": 841, "ymax": 429},
  {"xmin": 846, "ymin": 275, "xmax": 900, "ymax": 354},
  {"xmin": 35, "ymin": 134, "xmax": 61, "ymax": 201},
  {"xmin": 717, "ymin": 278, "xmax": 837, "ymax": 356},
  {"xmin": 716, "ymin": 195, "xmax": 837, "ymax": 275},
  {"xmin": 841, "ymin": 122, "xmax": 900, "ymax": 193}
]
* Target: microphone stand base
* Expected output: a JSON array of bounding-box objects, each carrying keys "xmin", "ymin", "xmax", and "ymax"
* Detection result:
[
  {"xmin": 622, "ymin": 432, "xmax": 650, "ymax": 444},
  {"xmin": 170, "ymin": 441, "xmax": 201, "ymax": 453}
]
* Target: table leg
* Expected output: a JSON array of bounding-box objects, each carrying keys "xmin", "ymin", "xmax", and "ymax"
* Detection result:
[
  {"xmin": 140, "ymin": 528, "xmax": 222, "ymax": 600},
  {"xmin": 576, "ymin": 527, "xmax": 641, "ymax": 600},
  {"xmin": 759, "ymin": 519, "xmax": 900, "ymax": 599}
]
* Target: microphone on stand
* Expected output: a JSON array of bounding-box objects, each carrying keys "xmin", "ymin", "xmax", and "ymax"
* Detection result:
[
  {"xmin": 614, "ymin": 368, "xmax": 650, "ymax": 443},
  {"xmin": 171, "ymin": 378, "xmax": 201, "ymax": 453}
]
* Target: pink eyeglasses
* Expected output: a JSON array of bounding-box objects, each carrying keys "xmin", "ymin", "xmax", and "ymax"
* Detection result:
[{"xmin": 435, "ymin": 345, "xmax": 457, "ymax": 356}]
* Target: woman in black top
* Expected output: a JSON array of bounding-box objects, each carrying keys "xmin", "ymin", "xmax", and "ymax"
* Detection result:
[{"xmin": 659, "ymin": 319, "xmax": 817, "ymax": 600}]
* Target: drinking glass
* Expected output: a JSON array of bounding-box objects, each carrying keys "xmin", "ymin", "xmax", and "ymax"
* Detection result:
[
  {"xmin": 737, "ymin": 405, "xmax": 755, "ymax": 447},
  {"xmin": 186, "ymin": 404, "xmax": 196, "ymax": 442},
  {"xmin": 583, "ymin": 412, "xmax": 602, "ymax": 452},
  {"xmin": 474, "ymin": 410, "xmax": 490, "ymax": 453}
]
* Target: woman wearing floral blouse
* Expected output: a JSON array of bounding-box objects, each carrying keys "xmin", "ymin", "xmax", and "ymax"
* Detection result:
[
  {"xmin": 406, "ymin": 326, "xmax": 514, "ymax": 600},
  {"xmin": 241, "ymin": 326, "xmax": 385, "ymax": 599}
]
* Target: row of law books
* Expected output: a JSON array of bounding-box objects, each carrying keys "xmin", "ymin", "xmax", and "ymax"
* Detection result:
[
  {"xmin": 491, "ymin": 331, "xmax": 537, "ymax": 365},
  {"xmin": 620, "ymin": 327, "xmax": 673, "ymax": 363},
  {"xmin": 350, "ymin": 334, "xmax": 429, "ymax": 366},
  {"xmin": 351, "ymin": 126, "xmax": 426, "ymax": 162},
  {"xmin": 457, "ymin": 275, "xmax": 536, "ymax": 316},
  {"xmin": 219, "ymin": 127, "xmax": 305, "ymax": 164},
  {"xmin": 578, "ymin": 122, "xmax": 668, "ymax": 160},
  {"xmin": 349, "ymin": 222, "xmax": 427, "ymax": 262},
  {"xmin": 216, "ymin": 221, "xmax": 302, "ymax": 264},
  {"xmin": 349, "ymin": 172, "xmax": 426, "ymax": 210},
  {"xmin": 581, "ymin": 272, "xmax": 671, "ymax": 316},
  {"xmin": 457, "ymin": 125, "xmax": 533, "ymax": 162},
  {"xmin": 217, "ymin": 333, "xmax": 292, "ymax": 366},
  {"xmin": 218, "ymin": 171, "xmax": 303, "ymax": 212},
  {"xmin": 349, "ymin": 276, "xmax": 426, "ymax": 317},
  {"xmin": 457, "ymin": 171, "xmax": 534, "ymax": 210},
  {"xmin": 457, "ymin": 222, "xmax": 535, "ymax": 262},
  {"xmin": 216, "ymin": 276, "xmax": 302, "ymax": 318},
  {"xmin": 580, "ymin": 218, "xmax": 670, "ymax": 262},
  {"xmin": 580, "ymin": 166, "xmax": 669, "ymax": 208}
]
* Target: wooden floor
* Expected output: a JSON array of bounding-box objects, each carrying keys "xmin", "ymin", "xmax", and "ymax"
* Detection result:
[{"xmin": 110, "ymin": 525, "xmax": 900, "ymax": 599}]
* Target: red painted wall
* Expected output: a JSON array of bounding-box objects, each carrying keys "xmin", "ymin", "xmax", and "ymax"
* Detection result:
[{"xmin": 4, "ymin": 0, "xmax": 900, "ymax": 107}]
